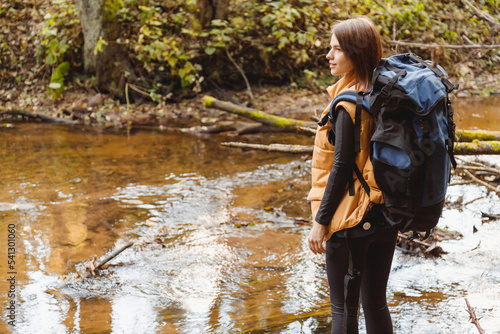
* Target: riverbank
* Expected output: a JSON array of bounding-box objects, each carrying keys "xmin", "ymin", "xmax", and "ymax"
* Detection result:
[{"xmin": 1, "ymin": 70, "xmax": 500, "ymax": 130}]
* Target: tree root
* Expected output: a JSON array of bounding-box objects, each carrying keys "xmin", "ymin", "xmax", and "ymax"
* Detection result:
[{"xmin": 1, "ymin": 109, "xmax": 79, "ymax": 124}]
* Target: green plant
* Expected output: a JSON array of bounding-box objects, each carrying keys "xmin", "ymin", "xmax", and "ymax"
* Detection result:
[
  {"xmin": 48, "ymin": 62, "xmax": 69, "ymax": 101},
  {"xmin": 2, "ymin": 0, "xmax": 499, "ymax": 99},
  {"xmin": 38, "ymin": 0, "xmax": 81, "ymax": 100}
]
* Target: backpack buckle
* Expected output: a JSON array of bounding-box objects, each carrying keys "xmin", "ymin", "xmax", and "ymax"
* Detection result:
[
  {"xmin": 441, "ymin": 78, "xmax": 459, "ymax": 93},
  {"xmin": 381, "ymin": 70, "xmax": 407, "ymax": 96},
  {"xmin": 317, "ymin": 114, "xmax": 330, "ymax": 127},
  {"xmin": 381, "ymin": 86, "xmax": 391, "ymax": 96}
]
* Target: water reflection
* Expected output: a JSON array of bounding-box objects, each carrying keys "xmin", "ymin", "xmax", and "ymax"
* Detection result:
[{"xmin": 0, "ymin": 121, "xmax": 499, "ymax": 333}]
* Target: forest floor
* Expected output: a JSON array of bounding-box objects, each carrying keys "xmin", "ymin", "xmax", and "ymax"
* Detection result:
[{"xmin": 1, "ymin": 69, "xmax": 499, "ymax": 128}]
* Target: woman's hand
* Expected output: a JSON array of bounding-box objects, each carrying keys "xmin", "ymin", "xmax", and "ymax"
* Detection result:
[{"xmin": 308, "ymin": 222, "xmax": 327, "ymax": 255}]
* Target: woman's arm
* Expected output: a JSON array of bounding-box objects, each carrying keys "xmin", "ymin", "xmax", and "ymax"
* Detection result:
[
  {"xmin": 308, "ymin": 107, "xmax": 355, "ymax": 254},
  {"xmin": 308, "ymin": 107, "xmax": 355, "ymax": 253},
  {"xmin": 315, "ymin": 107, "xmax": 355, "ymax": 225}
]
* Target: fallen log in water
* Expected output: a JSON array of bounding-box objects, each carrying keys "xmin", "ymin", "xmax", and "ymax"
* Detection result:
[
  {"xmin": 220, "ymin": 141, "xmax": 500, "ymax": 155},
  {"xmin": 203, "ymin": 96, "xmax": 317, "ymax": 131},
  {"xmin": 457, "ymin": 129, "xmax": 500, "ymax": 142},
  {"xmin": 222, "ymin": 142, "xmax": 313, "ymax": 154},
  {"xmin": 454, "ymin": 141, "xmax": 500, "ymax": 155},
  {"xmin": 203, "ymin": 96, "xmax": 500, "ymax": 142}
]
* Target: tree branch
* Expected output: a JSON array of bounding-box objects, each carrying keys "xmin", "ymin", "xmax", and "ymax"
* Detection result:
[
  {"xmin": 461, "ymin": 0, "xmax": 500, "ymax": 30},
  {"xmin": 464, "ymin": 298, "xmax": 486, "ymax": 334},
  {"xmin": 225, "ymin": 47, "xmax": 254, "ymax": 103},
  {"xmin": 85, "ymin": 241, "xmax": 135, "ymax": 277},
  {"xmin": 388, "ymin": 40, "xmax": 500, "ymax": 49},
  {"xmin": 462, "ymin": 169, "xmax": 500, "ymax": 196},
  {"xmin": 456, "ymin": 165, "xmax": 500, "ymax": 175}
]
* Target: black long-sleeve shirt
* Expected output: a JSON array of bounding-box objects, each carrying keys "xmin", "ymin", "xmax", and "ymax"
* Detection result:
[{"xmin": 315, "ymin": 107, "xmax": 355, "ymax": 226}]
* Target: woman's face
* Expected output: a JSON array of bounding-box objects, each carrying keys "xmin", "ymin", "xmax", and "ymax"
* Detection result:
[{"xmin": 326, "ymin": 34, "xmax": 353, "ymax": 77}]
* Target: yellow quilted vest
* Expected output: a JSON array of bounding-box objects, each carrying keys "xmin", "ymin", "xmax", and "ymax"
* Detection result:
[{"xmin": 307, "ymin": 73, "xmax": 383, "ymax": 241}]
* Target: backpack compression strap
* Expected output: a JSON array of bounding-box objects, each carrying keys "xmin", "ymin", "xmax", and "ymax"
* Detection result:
[
  {"xmin": 407, "ymin": 53, "xmax": 459, "ymax": 169},
  {"xmin": 406, "ymin": 53, "xmax": 459, "ymax": 93}
]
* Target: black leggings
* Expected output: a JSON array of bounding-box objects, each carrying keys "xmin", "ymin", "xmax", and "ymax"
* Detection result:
[{"xmin": 325, "ymin": 227, "xmax": 397, "ymax": 334}]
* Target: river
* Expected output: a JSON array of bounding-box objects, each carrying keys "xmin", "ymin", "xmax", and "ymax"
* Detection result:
[{"xmin": 0, "ymin": 96, "xmax": 499, "ymax": 333}]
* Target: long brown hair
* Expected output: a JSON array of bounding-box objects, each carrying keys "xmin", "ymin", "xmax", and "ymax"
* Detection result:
[{"xmin": 332, "ymin": 16, "xmax": 382, "ymax": 90}]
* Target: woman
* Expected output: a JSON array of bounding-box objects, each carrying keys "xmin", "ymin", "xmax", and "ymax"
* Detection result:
[{"xmin": 307, "ymin": 17, "xmax": 397, "ymax": 333}]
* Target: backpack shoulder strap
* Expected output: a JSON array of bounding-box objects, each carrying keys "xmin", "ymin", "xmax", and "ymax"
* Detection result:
[
  {"xmin": 317, "ymin": 91, "xmax": 372, "ymax": 197},
  {"xmin": 317, "ymin": 90, "xmax": 370, "ymax": 128}
]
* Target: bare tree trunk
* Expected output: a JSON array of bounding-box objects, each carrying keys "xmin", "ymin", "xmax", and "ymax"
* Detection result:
[
  {"xmin": 74, "ymin": 0, "xmax": 102, "ymax": 72},
  {"xmin": 198, "ymin": 0, "xmax": 229, "ymax": 26},
  {"xmin": 197, "ymin": 0, "xmax": 213, "ymax": 27},
  {"xmin": 214, "ymin": 0, "xmax": 229, "ymax": 20},
  {"xmin": 74, "ymin": 0, "xmax": 134, "ymax": 96}
]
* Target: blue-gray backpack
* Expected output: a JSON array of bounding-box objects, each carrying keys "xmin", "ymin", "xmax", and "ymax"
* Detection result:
[{"xmin": 318, "ymin": 53, "xmax": 458, "ymax": 239}]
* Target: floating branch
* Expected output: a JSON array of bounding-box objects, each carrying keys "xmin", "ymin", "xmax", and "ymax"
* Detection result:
[
  {"xmin": 222, "ymin": 142, "xmax": 313, "ymax": 154},
  {"xmin": 462, "ymin": 169, "xmax": 500, "ymax": 196},
  {"xmin": 297, "ymin": 126, "xmax": 317, "ymax": 136},
  {"xmin": 221, "ymin": 141, "xmax": 500, "ymax": 155},
  {"xmin": 464, "ymin": 298, "xmax": 486, "ymax": 334},
  {"xmin": 455, "ymin": 165, "xmax": 500, "ymax": 175},
  {"xmin": 481, "ymin": 212, "xmax": 500, "ymax": 220}
]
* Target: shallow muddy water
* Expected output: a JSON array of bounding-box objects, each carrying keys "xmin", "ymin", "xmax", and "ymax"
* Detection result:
[
  {"xmin": 453, "ymin": 95, "xmax": 500, "ymax": 132},
  {"xmin": 0, "ymin": 96, "xmax": 500, "ymax": 334}
]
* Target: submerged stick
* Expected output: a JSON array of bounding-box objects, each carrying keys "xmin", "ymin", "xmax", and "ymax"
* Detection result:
[
  {"xmin": 481, "ymin": 212, "xmax": 500, "ymax": 220},
  {"xmin": 455, "ymin": 165, "xmax": 500, "ymax": 175},
  {"xmin": 462, "ymin": 169, "xmax": 500, "ymax": 196},
  {"xmin": 95, "ymin": 241, "xmax": 134, "ymax": 269},
  {"xmin": 464, "ymin": 298, "xmax": 485, "ymax": 334},
  {"xmin": 222, "ymin": 142, "xmax": 313, "ymax": 154}
]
